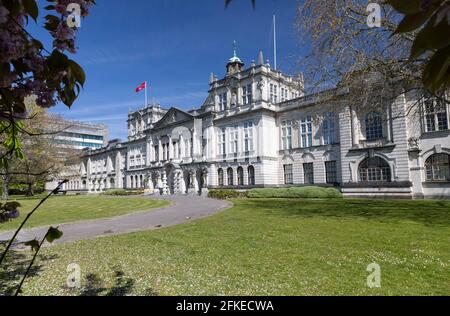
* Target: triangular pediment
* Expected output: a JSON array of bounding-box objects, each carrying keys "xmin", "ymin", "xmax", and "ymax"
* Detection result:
[{"xmin": 154, "ymin": 108, "xmax": 194, "ymax": 128}]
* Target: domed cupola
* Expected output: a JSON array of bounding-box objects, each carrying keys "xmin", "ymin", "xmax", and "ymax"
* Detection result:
[{"xmin": 226, "ymin": 41, "xmax": 244, "ymax": 76}]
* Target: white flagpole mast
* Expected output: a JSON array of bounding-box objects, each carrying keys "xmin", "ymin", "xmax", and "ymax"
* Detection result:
[
  {"xmin": 144, "ymin": 81, "xmax": 148, "ymax": 107},
  {"xmin": 273, "ymin": 14, "xmax": 277, "ymax": 70}
]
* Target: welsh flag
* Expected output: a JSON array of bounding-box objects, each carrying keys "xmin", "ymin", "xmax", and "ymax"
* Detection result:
[{"xmin": 135, "ymin": 82, "xmax": 147, "ymax": 93}]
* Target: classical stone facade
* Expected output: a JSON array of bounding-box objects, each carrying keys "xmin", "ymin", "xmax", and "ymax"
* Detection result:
[{"xmin": 60, "ymin": 50, "xmax": 450, "ymax": 199}]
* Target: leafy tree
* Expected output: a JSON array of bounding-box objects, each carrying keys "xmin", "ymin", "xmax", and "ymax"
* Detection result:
[
  {"xmin": 387, "ymin": 0, "xmax": 450, "ymax": 93},
  {"xmin": 0, "ymin": 0, "xmax": 94, "ymax": 167},
  {"xmin": 5, "ymin": 101, "xmax": 79, "ymax": 198},
  {"xmin": 226, "ymin": 0, "xmax": 449, "ymax": 97}
]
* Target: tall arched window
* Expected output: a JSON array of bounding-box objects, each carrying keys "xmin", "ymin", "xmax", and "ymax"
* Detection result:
[
  {"xmin": 218, "ymin": 168, "xmax": 224, "ymax": 186},
  {"xmin": 365, "ymin": 112, "xmax": 383, "ymax": 141},
  {"xmin": 359, "ymin": 157, "xmax": 391, "ymax": 182},
  {"xmin": 425, "ymin": 154, "xmax": 450, "ymax": 181},
  {"xmin": 227, "ymin": 168, "xmax": 234, "ymax": 186},
  {"xmin": 248, "ymin": 166, "xmax": 255, "ymax": 186},
  {"xmin": 237, "ymin": 167, "xmax": 244, "ymax": 186}
]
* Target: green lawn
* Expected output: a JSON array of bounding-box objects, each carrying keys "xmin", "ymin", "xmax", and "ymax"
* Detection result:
[
  {"xmin": 2, "ymin": 198, "xmax": 450, "ymax": 296},
  {"xmin": 0, "ymin": 196, "xmax": 169, "ymax": 232}
]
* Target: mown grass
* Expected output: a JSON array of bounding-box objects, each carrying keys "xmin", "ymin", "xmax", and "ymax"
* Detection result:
[
  {"xmin": 0, "ymin": 196, "xmax": 169, "ymax": 232},
  {"xmin": 4, "ymin": 198, "xmax": 447, "ymax": 296}
]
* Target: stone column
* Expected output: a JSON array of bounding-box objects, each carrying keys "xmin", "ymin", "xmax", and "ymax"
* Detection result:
[
  {"xmin": 180, "ymin": 135, "xmax": 184, "ymax": 159},
  {"xmin": 158, "ymin": 138, "xmax": 163, "ymax": 162},
  {"xmin": 179, "ymin": 171, "xmax": 186, "ymax": 194},
  {"xmin": 162, "ymin": 172, "xmax": 168, "ymax": 195},
  {"xmin": 168, "ymin": 136, "xmax": 173, "ymax": 160}
]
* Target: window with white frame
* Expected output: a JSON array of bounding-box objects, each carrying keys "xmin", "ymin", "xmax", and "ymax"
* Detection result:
[
  {"xmin": 281, "ymin": 120, "xmax": 292, "ymax": 150},
  {"xmin": 359, "ymin": 157, "xmax": 391, "ymax": 182},
  {"xmin": 284, "ymin": 164, "xmax": 293, "ymax": 185},
  {"xmin": 303, "ymin": 163, "xmax": 314, "ymax": 184},
  {"xmin": 300, "ymin": 116, "xmax": 313, "ymax": 148},
  {"xmin": 218, "ymin": 92, "xmax": 228, "ymax": 111},
  {"xmin": 423, "ymin": 97, "xmax": 448, "ymax": 132},
  {"xmin": 325, "ymin": 161, "xmax": 338, "ymax": 184},
  {"xmin": 244, "ymin": 122, "xmax": 254, "ymax": 152},
  {"xmin": 218, "ymin": 168, "xmax": 224, "ymax": 186},
  {"xmin": 229, "ymin": 126, "xmax": 239, "ymax": 154},
  {"xmin": 242, "ymin": 84, "xmax": 252, "ymax": 105},
  {"xmin": 218, "ymin": 128, "xmax": 226, "ymax": 155},
  {"xmin": 323, "ymin": 113, "xmax": 337, "ymax": 145},
  {"xmin": 281, "ymin": 88, "xmax": 286, "ymax": 102},
  {"xmin": 425, "ymin": 154, "xmax": 450, "ymax": 181},
  {"xmin": 130, "ymin": 157, "xmax": 135, "ymax": 167},
  {"xmin": 270, "ymin": 84, "xmax": 278, "ymax": 103},
  {"xmin": 365, "ymin": 112, "xmax": 383, "ymax": 141}
]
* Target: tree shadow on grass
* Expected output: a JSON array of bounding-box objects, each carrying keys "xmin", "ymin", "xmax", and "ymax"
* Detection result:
[
  {"xmin": 77, "ymin": 270, "xmax": 158, "ymax": 296},
  {"xmin": 0, "ymin": 247, "xmax": 58, "ymax": 296},
  {"xmin": 244, "ymin": 199, "xmax": 450, "ymax": 227}
]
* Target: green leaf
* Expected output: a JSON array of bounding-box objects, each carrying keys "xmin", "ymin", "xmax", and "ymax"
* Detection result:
[
  {"xmin": 25, "ymin": 239, "xmax": 40, "ymax": 252},
  {"xmin": 386, "ymin": 0, "xmax": 423, "ymax": 15},
  {"xmin": 423, "ymin": 45, "xmax": 450, "ymax": 93},
  {"xmin": 394, "ymin": 8, "xmax": 434, "ymax": 34},
  {"xmin": 46, "ymin": 227, "xmax": 63, "ymax": 243},
  {"xmin": 411, "ymin": 15, "xmax": 450, "ymax": 59},
  {"xmin": 68, "ymin": 60, "xmax": 86, "ymax": 87},
  {"xmin": 22, "ymin": 0, "xmax": 39, "ymax": 22}
]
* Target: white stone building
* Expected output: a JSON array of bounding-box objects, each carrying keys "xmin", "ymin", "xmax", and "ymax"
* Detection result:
[{"xmin": 61, "ymin": 49, "xmax": 450, "ymax": 199}]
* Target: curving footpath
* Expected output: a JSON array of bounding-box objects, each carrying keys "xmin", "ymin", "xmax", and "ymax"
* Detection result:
[{"xmin": 0, "ymin": 195, "xmax": 231, "ymax": 248}]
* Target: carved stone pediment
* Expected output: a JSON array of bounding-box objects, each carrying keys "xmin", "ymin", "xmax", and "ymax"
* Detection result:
[{"xmin": 154, "ymin": 108, "xmax": 194, "ymax": 128}]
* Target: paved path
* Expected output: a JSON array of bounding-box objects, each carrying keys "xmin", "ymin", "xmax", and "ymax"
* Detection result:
[{"xmin": 0, "ymin": 195, "xmax": 231, "ymax": 248}]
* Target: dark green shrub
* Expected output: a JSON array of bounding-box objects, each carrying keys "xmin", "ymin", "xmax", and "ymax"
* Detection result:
[
  {"xmin": 208, "ymin": 189, "xmax": 247, "ymax": 200},
  {"xmin": 102, "ymin": 189, "xmax": 143, "ymax": 196},
  {"xmin": 247, "ymin": 187, "xmax": 342, "ymax": 199}
]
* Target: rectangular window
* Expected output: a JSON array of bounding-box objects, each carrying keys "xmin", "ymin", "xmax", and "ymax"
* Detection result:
[
  {"xmin": 270, "ymin": 84, "xmax": 278, "ymax": 103},
  {"xmin": 281, "ymin": 88, "xmax": 286, "ymax": 102},
  {"xmin": 218, "ymin": 128, "xmax": 226, "ymax": 155},
  {"xmin": 303, "ymin": 163, "xmax": 314, "ymax": 184},
  {"xmin": 218, "ymin": 93, "xmax": 228, "ymax": 111},
  {"xmin": 281, "ymin": 120, "xmax": 293, "ymax": 150},
  {"xmin": 300, "ymin": 116, "xmax": 313, "ymax": 148},
  {"xmin": 323, "ymin": 113, "xmax": 337, "ymax": 145},
  {"xmin": 244, "ymin": 122, "xmax": 253, "ymax": 152},
  {"xmin": 284, "ymin": 164, "xmax": 293, "ymax": 185},
  {"xmin": 325, "ymin": 161, "xmax": 338, "ymax": 184},
  {"xmin": 423, "ymin": 97, "xmax": 448, "ymax": 132},
  {"xmin": 242, "ymin": 84, "xmax": 253, "ymax": 105},
  {"xmin": 229, "ymin": 127, "xmax": 239, "ymax": 154}
]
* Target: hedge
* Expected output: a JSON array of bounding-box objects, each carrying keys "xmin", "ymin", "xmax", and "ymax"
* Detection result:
[
  {"xmin": 208, "ymin": 189, "xmax": 248, "ymax": 200},
  {"xmin": 102, "ymin": 189, "xmax": 144, "ymax": 196},
  {"xmin": 247, "ymin": 187, "xmax": 342, "ymax": 199}
]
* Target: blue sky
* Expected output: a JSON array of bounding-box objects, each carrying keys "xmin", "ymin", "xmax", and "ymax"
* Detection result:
[{"xmin": 33, "ymin": 0, "xmax": 305, "ymax": 140}]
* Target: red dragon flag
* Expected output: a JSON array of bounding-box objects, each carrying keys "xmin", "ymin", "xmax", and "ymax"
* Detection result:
[{"xmin": 135, "ymin": 82, "xmax": 147, "ymax": 93}]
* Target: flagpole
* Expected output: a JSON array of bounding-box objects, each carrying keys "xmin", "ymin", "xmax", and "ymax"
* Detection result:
[
  {"xmin": 145, "ymin": 81, "xmax": 148, "ymax": 107},
  {"xmin": 273, "ymin": 14, "xmax": 277, "ymax": 70}
]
